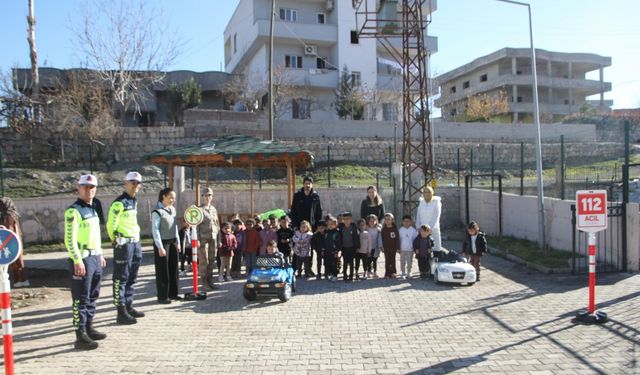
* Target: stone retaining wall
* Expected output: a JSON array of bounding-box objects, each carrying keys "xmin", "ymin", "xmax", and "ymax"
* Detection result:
[{"xmin": 0, "ymin": 111, "xmax": 626, "ymax": 168}]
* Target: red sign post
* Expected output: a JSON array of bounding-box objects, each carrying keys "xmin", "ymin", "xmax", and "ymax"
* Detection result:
[
  {"xmin": 0, "ymin": 225, "xmax": 22, "ymax": 375},
  {"xmin": 183, "ymin": 206, "xmax": 206, "ymax": 301},
  {"xmin": 575, "ymin": 190, "xmax": 608, "ymax": 324}
]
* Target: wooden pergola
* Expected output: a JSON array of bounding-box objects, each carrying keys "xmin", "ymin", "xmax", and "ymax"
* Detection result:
[{"xmin": 144, "ymin": 135, "xmax": 314, "ymax": 213}]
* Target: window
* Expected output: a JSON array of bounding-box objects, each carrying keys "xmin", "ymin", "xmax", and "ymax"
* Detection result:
[
  {"xmin": 285, "ymin": 55, "xmax": 303, "ymax": 68},
  {"xmin": 137, "ymin": 112, "xmax": 155, "ymax": 127},
  {"xmin": 564, "ymin": 99, "xmax": 570, "ymax": 105},
  {"xmin": 316, "ymin": 57, "xmax": 326, "ymax": 69},
  {"xmin": 382, "ymin": 103, "xmax": 398, "ymax": 121},
  {"xmin": 292, "ymin": 99, "xmax": 311, "ymax": 119},
  {"xmin": 233, "ymin": 33, "xmax": 237, "ymax": 54},
  {"xmin": 350, "ymin": 71, "xmax": 361, "ymax": 87},
  {"xmin": 480, "ymin": 74, "xmax": 487, "ymax": 82},
  {"xmin": 350, "ymin": 30, "xmax": 359, "ymax": 44},
  {"xmin": 279, "ymin": 8, "xmax": 297, "ymax": 22},
  {"xmin": 462, "ymin": 81, "xmax": 470, "ymax": 89},
  {"xmin": 516, "ymin": 70, "xmax": 523, "ymax": 75},
  {"xmin": 317, "ymin": 13, "xmax": 325, "ymax": 24},
  {"xmin": 450, "ymin": 86, "xmax": 457, "ymax": 94},
  {"xmin": 450, "ymin": 108, "xmax": 457, "ymax": 117},
  {"xmin": 517, "ymin": 96, "xmax": 523, "ymax": 103}
]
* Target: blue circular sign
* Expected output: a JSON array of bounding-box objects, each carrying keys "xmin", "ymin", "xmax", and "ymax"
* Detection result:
[{"xmin": 0, "ymin": 228, "xmax": 22, "ymax": 266}]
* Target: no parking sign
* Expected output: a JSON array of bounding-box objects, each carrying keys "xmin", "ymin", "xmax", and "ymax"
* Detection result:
[{"xmin": 0, "ymin": 226, "xmax": 22, "ymax": 266}]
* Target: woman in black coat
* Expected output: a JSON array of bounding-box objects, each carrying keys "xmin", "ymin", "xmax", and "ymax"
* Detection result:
[{"xmin": 360, "ymin": 186, "xmax": 385, "ymax": 221}]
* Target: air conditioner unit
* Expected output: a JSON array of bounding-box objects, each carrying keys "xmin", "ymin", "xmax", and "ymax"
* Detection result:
[
  {"xmin": 326, "ymin": 0, "xmax": 334, "ymax": 12},
  {"xmin": 304, "ymin": 45, "xmax": 317, "ymax": 56}
]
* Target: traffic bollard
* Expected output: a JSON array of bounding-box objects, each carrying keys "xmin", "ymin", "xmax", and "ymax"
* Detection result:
[{"xmin": 1, "ymin": 270, "xmax": 15, "ymax": 375}]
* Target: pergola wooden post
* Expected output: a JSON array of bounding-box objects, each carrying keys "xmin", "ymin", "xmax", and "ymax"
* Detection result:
[
  {"xmin": 249, "ymin": 161, "xmax": 254, "ymax": 216},
  {"xmin": 195, "ymin": 166, "xmax": 201, "ymax": 206},
  {"xmin": 168, "ymin": 162, "xmax": 174, "ymax": 188},
  {"xmin": 286, "ymin": 159, "xmax": 293, "ymax": 207},
  {"xmin": 205, "ymin": 163, "xmax": 209, "ymax": 187}
]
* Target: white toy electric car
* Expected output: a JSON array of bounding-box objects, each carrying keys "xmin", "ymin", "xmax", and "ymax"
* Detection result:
[{"xmin": 430, "ymin": 250, "xmax": 476, "ymax": 285}]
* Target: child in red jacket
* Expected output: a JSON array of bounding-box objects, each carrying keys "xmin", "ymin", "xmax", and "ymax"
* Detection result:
[{"xmin": 218, "ymin": 222, "xmax": 238, "ymax": 282}]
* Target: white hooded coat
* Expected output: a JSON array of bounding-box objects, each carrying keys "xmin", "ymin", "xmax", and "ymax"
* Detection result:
[{"xmin": 415, "ymin": 195, "xmax": 442, "ymax": 251}]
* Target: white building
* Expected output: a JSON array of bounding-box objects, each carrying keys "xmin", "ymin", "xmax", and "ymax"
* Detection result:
[
  {"xmin": 224, "ymin": 0, "xmax": 438, "ymax": 121},
  {"xmin": 434, "ymin": 48, "xmax": 612, "ymax": 123}
]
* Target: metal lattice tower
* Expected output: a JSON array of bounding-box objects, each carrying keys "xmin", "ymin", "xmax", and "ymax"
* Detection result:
[{"xmin": 353, "ymin": 0, "xmax": 434, "ymax": 215}]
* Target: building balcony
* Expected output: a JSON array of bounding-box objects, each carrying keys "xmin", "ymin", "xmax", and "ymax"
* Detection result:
[
  {"xmin": 437, "ymin": 74, "xmax": 611, "ymax": 105},
  {"xmin": 287, "ymin": 68, "xmax": 339, "ymax": 89},
  {"xmin": 509, "ymin": 102, "xmax": 584, "ymax": 115},
  {"xmin": 377, "ymin": 74, "xmax": 403, "ymax": 91},
  {"xmin": 255, "ymin": 19, "xmax": 338, "ymax": 47},
  {"xmin": 377, "ymin": 34, "xmax": 438, "ymax": 56}
]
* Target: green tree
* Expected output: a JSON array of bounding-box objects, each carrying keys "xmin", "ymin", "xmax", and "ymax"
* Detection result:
[
  {"xmin": 167, "ymin": 78, "xmax": 202, "ymax": 126},
  {"xmin": 334, "ymin": 66, "xmax": 364, "ymax": 120}
]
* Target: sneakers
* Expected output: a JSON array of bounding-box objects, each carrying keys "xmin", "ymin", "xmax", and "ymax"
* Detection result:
[
  {"xmin": 179, "ymin": 270, "xmax": 187, "ymax": 277},
  {"xmin": 226, "ymin": 276, "xmax": 234, "ymax": 281},
  {"xmin": 218, "ymin": 275, "xmax": 224, "ymax": 282},
  {"xmin": 14, "ymin": 280, "xmax": 30, "ymax": 288}
]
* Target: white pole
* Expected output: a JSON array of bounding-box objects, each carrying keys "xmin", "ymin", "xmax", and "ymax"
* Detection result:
[
  {"xmin": 496, "ymin": 0, "xmax": 545, "ymax": 248},
  {"xmin": 268, "ymin": 0, "xmax": 276, "ymax": 141}
]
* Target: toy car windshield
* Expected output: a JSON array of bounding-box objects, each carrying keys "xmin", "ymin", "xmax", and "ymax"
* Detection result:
[
  {"xmin": 436, "ymin": 251, "xmax": 466, "ymax": 263},
  {"xmin": 256, "ymin": 256, "xmax": 285, "ymax": 268}
]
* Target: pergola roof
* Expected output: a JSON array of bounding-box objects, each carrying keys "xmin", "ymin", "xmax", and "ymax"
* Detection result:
[{"xmin": 144, "ymin": 135, "xmax": 314, "ymax": 168}]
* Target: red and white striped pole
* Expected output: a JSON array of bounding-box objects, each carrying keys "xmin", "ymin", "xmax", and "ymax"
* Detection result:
[
  {"xmin": 1, "ymin": 269, "xmax": 15, "ymax": 375},
  {"xmin": 588, "ymin": 232, "xmax": 596, "ymax": 314},
  {"xmin": 191, "ymin": 226, "xmax": 199, "ymax": 295}
]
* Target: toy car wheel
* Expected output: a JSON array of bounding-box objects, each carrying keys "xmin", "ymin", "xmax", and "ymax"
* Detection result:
[
  {"xmin": 434, "ymin": 270, "xmax": 441, "ymax": 284},
  {"xmin": 243, "ymin": 288, "xmax": 257, "ymax": 301},
  {"xmin": 278, "ymin": 283, "xmax": 292, "ymax": 302}
]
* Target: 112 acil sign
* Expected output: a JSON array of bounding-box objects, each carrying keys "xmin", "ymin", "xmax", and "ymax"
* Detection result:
[{"xmin": 576, "ymin": 190, "xmax": 608, "ymax": 233}]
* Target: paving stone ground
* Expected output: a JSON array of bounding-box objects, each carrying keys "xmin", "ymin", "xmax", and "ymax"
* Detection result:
[{"xmin": 4, "ymin": 240, "xmax": 640, "ymax": 374}]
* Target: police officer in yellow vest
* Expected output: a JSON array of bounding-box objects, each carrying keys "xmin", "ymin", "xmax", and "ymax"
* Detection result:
[
  {"xmin": 64, "ymin": 174, "xmax": 107, "ymax": 350},
  {"xmin": 107, "ymin": 171, "xmax": 143, "ymax": 324}
]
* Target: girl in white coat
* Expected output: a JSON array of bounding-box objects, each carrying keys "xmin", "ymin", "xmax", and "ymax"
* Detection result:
[{"xmin": 415, "ymin": 186, "xmax": 442, "ymax": 253}]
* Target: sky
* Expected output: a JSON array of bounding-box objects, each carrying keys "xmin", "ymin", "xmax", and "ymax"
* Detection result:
[{"xmin": 1, "ymin": 0, "xmax": 639, "ymax": 109}]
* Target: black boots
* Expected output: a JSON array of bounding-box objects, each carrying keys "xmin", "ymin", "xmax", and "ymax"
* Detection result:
[
  {"xmin": 74, "ymin": 328, "xmax": 99, "ymax": 350},
  {"xmin": 126, "ymin": 304, "xmax": 145, "ymax": 318},
  {"xmin": 86, "ymin": 322, "xmax": 107, "ymax": 341},
  {"xmin": 116, "ymin": 305, "xmax": 137, "ymax": 325}
]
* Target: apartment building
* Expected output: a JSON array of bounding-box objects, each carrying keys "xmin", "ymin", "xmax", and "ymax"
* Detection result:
[
  {"xmin": 434, "ymin": 48, "xmax": 612, "ymax": 123},
  {"xmin": 224, "ymin": 0, "xmax": 438, "ymax": 121}
]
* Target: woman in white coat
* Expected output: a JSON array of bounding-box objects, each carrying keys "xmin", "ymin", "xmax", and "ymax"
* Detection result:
[{"xmin": 415, "ymin": 186, "xmax": 442, "ymax": 253}]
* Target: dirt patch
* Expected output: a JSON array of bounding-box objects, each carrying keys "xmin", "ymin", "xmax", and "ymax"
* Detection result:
[{"xmin": 10, "ymin": 268, "xmax": 69, "ymax": 310}]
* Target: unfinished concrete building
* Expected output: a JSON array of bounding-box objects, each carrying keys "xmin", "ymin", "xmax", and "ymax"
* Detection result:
[{"xmin": 434, "ymin": 48, "xmax": 611, "ymax": 123}]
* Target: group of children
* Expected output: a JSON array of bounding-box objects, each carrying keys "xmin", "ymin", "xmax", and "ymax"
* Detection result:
[{"xmin": 178, "ymin": 210, "xmax": 487, "ymax": 283}]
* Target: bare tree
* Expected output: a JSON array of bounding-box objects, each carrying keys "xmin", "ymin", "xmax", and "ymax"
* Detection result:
[
  {"xmin": 463, "ymin": 90, "xmax": 509, "ymax": 122},
  {"xmin": 72, "ymin": 0, "xmax": 183, "ymax": 123},
  {"xmin": 225, "ymin": 65, "xmax": 311, "ymax": 121},
  {"xmin": 51, "ymin": 70, "xmax": 118, "ymax": 143}
]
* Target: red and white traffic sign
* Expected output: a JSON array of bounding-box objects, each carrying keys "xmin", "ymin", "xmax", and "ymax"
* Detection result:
[
  {"xmin": 574, "ymin": 190, "xmax": 609, "ymax": 324},
  {"xmin": 576, "ymin": 190, "xmax": 607, "ymax": 233}
]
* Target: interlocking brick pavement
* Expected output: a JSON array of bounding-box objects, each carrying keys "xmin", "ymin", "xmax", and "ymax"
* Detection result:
[{"xmin": 4, "ymin": 240, "xmax": 640, "ymax": 374}]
